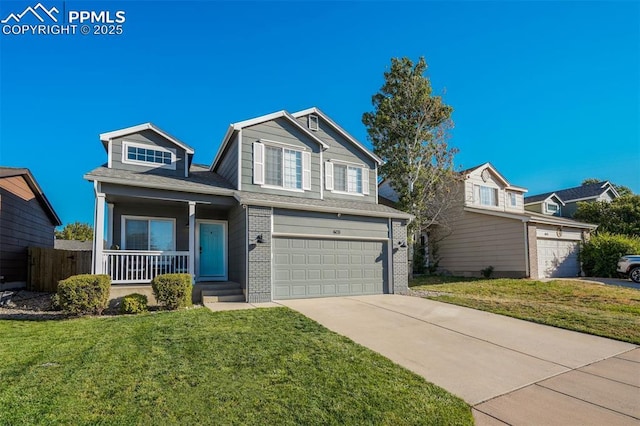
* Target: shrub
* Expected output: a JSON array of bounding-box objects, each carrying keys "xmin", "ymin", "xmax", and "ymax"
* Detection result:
[
  {"xmin": 120, "ymin": 293, "xmax": 148, "ymax": 314},
  {"xmin": 151, "ymin": 273, "xmax": 192, "ymax": 310},
  {"xmin": 481, "ymin": 266, "xmax": 494, "ymax": 278},
  {"xmin": 580, "ymin": 233, "xmax": 640, "ymax": 277},
  {"xmin": 56, "ymin": 274, "xmax": 110, "ymax": 315}
]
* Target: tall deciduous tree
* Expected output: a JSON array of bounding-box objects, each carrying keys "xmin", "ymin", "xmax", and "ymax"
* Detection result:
[
  {"xmin": 55, "ymin": 222, "xmax": 94, "ymax": 241},
  {"xmin": 574, "ymin": 195, "xmax": 640, "ymax": 237},
  {"xmin": 362, "ymin": 57, "xmax": 460, "ymax": 238}
]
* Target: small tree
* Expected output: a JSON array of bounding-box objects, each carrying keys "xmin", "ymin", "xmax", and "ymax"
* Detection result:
[
  {"xmin": 363, "ymin": 57, "xmax": 461, "ymax": 267},
  {"xmin": 55, "ymin": 222, "xmax": 94, "ymax": 241}
]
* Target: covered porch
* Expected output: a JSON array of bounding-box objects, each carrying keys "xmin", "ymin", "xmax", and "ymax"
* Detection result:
[{"xmin": 91, "ymin": 181, "xmax": 246, "ymax": 294}]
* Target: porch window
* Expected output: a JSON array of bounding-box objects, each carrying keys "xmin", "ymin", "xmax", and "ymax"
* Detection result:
[{"xmin": 123, "ymin": 217, "xmax": 175, "ymax": 251}]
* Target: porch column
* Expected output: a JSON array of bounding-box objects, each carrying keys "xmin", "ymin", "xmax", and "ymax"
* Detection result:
[
  {"xmin": 94, "ymin": 193, "xmax": 106, "ymax": 274},
  {"xmin": 106, "ymin": 203, "xmax": 114, "ymax": 249},
  {"xmin": 188, "ymin": 201, "xmax": 196, "ymax": 284}
]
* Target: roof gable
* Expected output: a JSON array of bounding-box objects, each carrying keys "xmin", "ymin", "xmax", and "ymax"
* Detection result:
[
  {"xmin": 100, "ymin": 123, "xmax": 195, "ymax": 154},
  {"xmin": 0, "ymin": 167, "xmax": 62, "ymax": 226},
  {"xmin": 462, "ymin": 162, "xmax": 527, "ymax": 192},
  {"xmin": 291, "ymin": 107, "xmax": 382, "ymax": 165},
  {"xmin": 524, "ymin": 192, "xmax": 565, "ymax": 206},
  {"xmin": 211, "ymin": 110, "xmax": 329, "ymax": 171}
]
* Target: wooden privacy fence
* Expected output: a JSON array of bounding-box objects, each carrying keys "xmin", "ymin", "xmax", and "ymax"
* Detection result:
[{"xmin": 27, "ymin": 247, "xmax": 92, "ymax": 292}]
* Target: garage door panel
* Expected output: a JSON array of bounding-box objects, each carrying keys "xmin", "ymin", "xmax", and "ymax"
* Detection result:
[
  {"xmin": 537, "ymin": 238, "xmax": 580, "ymax": 278},
  {"xmin": 273, "ymin": 237, "xmax": 388, "ymax": 300}
]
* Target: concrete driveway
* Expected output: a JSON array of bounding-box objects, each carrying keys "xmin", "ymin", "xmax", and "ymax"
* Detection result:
[{"xmin": 278, "ymin": 295, "xmax": 639, "ymax": 425}]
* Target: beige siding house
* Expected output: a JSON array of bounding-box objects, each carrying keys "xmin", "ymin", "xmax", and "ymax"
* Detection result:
[{"xmin": 419, "ymin": 163, "xmax": 597, "ymax": 278}]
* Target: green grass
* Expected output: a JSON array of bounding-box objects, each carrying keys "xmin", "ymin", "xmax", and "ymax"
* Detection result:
[
  {"xmin": 0, "ymin": 307, "xmax": 471, "ymax": 425},
  {"xmin": 411, "ymin": 277, "xmax": 640, "ymax": 344}
]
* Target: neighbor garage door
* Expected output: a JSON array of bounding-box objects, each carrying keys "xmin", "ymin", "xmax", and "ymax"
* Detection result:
[
  {"xmin": 536, "ymin": 238, "xmax": 580, "ymax": 278},
  {"xmin": 273, "ymin": 237, "xmax": 388, "ymax": 300}
]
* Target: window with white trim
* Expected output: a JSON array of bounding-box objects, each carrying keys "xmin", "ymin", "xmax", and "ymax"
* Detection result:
[
  {"xmin": 546, "ymin": 202, "xmax": 559, "ymax": 215},
  {"xmin": 253, "ymin": 142, "xmax": 310, "ymax": 191},
  {"xmin": 122, "ymin": 141, "xmax": 176, "ymax": 170},
  {"xmin": 123, "ymin": 217, "xmax": 175, "ymax": 251},
  {"xmin": 308, "ymin": 115, "xmax": 319, "ymax": 131},
  {"xmin": 475, "ymin": 185, "xmax": 498, "ymax": 206},
  {"xmin": 507, "ymin": 192, "xmax": 517, "ymax": 208},
  {"xmin": 325, "ymin": 161, "xmax": 369, "ymax": 195}
]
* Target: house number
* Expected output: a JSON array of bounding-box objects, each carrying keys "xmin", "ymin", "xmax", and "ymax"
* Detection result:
[{"xmin": 333, "ymin": 230, "xmax": 341, "ymax": 235}]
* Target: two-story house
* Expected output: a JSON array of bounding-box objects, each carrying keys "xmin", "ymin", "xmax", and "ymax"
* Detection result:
[
  {"xmin": 381, "ymin": 163, "xmax": 597, "ymax": 279},
  {"xmin": 84, "ymin": 108, "xmax": 411, "ymax": 303},
  {"xmin": 524, "ymin": 181, "xmax": 620, "ymax": 218}
]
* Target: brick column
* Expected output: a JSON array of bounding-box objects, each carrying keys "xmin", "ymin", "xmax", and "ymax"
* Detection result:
[
  {"xmin": 527, "ymin": 223, "xmax": 538, "ymax": 279},
  {"xmin": 247, "ymin": 206, "xmax": 272, "ymax": 303},
  {"xmin": 392, "ymin": 219, "xmax": 409, "ymax": 294}
]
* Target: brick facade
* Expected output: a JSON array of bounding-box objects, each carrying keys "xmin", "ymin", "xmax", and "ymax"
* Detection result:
[
  {"xmin": 391, "ymin": 219, "xmax": 409, "ymax": 294},
  {"xmin": 527, "ymin": 223, "xmax": 538, "ymax": 279},
  {"xmin": 246, "ymin": 206, "xmax": 272, "ymax": 303}
]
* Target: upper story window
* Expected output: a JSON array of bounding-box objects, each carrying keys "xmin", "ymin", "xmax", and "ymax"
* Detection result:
[
  {"xmin": 123, "ymin": 216, "xmax": 175, "ymax": 251},
  {"xmin": 475, "ymin": 185, "xmax": 498, "ymax": 206},
  {"xmin": 253, "ymin": 141, "xmax": 311, "ymax": 191},
  {"xmin": 325, "ymin": 161, "xmax": 369, "ymax": 195},
  {"xmin": 545, "ymin": 202, "xmax": 559, "ymax": 215},
  {"xmin": 507, "ymin": 192, "xmax": 518, "ymax": 208},
  {"xmin": 122, "ymin": 141, "xmax": 176, "ymax": 170}
]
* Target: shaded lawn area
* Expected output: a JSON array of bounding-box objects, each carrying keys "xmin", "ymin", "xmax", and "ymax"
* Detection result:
[
  {"xmin": 410, "ymin": 277, "xmax": 640, "ymax": 344},
  {"xmin": 0, "ymin": 307, "xmax": 471, "ymax": 425}
]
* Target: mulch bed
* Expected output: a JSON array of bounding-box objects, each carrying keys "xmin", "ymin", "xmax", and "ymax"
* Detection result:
[{"xmin": 0, "ymin": 290, "xmax": 68, "ymax": 320}]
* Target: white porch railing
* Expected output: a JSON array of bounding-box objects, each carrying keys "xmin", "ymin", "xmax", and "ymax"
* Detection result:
[{"xmin": 102, "ymin": 250, "xmax": 190, "ymax": 284}]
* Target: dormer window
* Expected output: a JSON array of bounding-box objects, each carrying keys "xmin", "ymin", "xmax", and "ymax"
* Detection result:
[
  {"xmin": 308, "ymin": 115, "xmax": 319, "ymax": 131},
  {"xmin": 122, "ymin": 141, "xmax": 176, "ymax": 170},
  {"xmin": 546, "ymin": 202, "xmax": 559, "ymax": 215}
]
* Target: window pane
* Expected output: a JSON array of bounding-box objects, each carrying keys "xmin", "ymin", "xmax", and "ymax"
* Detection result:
[
  {"xmin": 509, "ymin": 193, "xmax": 517, "ymax": 206},
  {"xmin": 283, "ymin": 149, "xmax": 302, "ymax": 189},
  {"xmin": 125, "ymin": 219, "xmax": 148, "ymax": 250},
  {"xmin": 334, "ymin": 165, "xmax": 347, "ymax": 191},
  {"xmin": 348, "ymin": 167, "xmax": 362, "ymax": 193},
  {"xmin": 150, "ymin": 220, "xmax": 174, "ymax": 251},
  {"xmin": 480, "ymin": 186, "xmax": 497, "ymax": 206},
  {"xmin": 265, "ymin": 146, "xmax": 282, "ymax": 186}
]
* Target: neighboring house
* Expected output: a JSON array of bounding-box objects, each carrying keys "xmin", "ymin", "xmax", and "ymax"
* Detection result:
[
  {"xmin": 525, "ymin": 181, "xmax": 619, "ymax": 218},
  {"xmin": 84, "ymin": 108, "xmax": 411, "ymax": 303},
  {"xmin": 380, "ymin": 163, "xmax": 598, "ymax": 279},
  {"xmin": 54, "ymin": 239, "xmax": 93, "ymax": 251},
  {"xmin": 0, "ymin": 167, "xmax": 62, "ymax": 289}
]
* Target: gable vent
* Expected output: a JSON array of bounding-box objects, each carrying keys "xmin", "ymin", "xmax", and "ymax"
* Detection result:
[{"xmin": 308, "ymin": 115, "xmax": 319, "ymax": 131}]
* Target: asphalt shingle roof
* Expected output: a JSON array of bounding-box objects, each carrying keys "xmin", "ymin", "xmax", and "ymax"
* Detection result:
[{"xmin": 525, "ymin": 181, "xmax": 613, "ymax": 204}]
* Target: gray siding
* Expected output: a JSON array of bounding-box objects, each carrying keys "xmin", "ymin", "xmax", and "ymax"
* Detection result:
[
  {"xmin": 0, "ymin": 177, "xmax": 56, "ymax": 284},
  {"xmin": 437, "ymin": 210, "xmax": 528, "ymax": 278},
  {"xmin": 296, "ymin": 114, "xmax": 378, "ymax": 203},
  {"xmin": 227, "ymin": 204, "xmax": 246, "ymax": 288},
  {"xmin": 215, "ymin": 133, "xmax": 239, "ymax": 189},
  {"xmin": 241, "ymin": 118, "xmax": 322, "ymax": 199},
  {"xmin": 112, "ymin": 202, "xmax": 228, "ymax": 251},
  {"xmin": 273, "ymin": 209, "xmax": 388, "ymax": 240},
  {"xmin": 110, "ymin": 129, "xmax": 188, "ymax": 177}
]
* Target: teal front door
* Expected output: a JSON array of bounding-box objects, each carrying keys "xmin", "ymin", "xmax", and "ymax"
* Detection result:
[{"xmin": 198, "ymin": 222, "xmax": 226, "ymax": 280}]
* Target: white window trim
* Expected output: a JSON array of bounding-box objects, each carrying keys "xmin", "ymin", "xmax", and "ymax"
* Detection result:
[
  {"xmin": 545, "ymin": 202, "xmax": 560, "ymax": 214},
  {"xmin": 121, "ymin": 215, "xmax": 176, "ymax": 251},
  {"xmin": 474, "ymin": 184, "xmax": 500, "ymax": 207},
  {"xmin": 259, "ymin": 141, "xmax": 308, "ymax": 191},
  {"xmin": 505, "ymin": 191, "xmax": 519, "ymax": 210},
  {"xmin": 327, "ymin": 159, "xmax": 368, "ymax": 196},
  {"xmin": 122, "ymin": 141, "xmax": 177, "ymax": 170}
]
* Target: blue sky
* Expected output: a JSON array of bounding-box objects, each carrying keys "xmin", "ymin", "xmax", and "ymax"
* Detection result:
[{"xmin": 1, "ymin": 1, "xmax": 638, "ymax": 227}]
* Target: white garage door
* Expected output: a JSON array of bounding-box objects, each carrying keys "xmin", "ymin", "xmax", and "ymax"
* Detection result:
[
  {"xmin": 272, "ymin": 237, "xmax": 388, "ymax": 300},
  {"xmin": 537, "ymin": 238, "xmax": 580, "ymax": 278}
]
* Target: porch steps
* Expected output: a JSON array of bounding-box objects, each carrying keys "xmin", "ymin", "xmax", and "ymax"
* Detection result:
[{"xmin": 197, "ymin": 282, "xmax": 244, "ymax": 304}]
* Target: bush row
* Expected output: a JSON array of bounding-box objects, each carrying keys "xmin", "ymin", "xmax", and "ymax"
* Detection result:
[
  {"xmin": 55, "ymin": 273, "xmax": 192, "ymax": 315},
  {"xmin": 580, "ymin": 233, "xmax": 640, "ymax": 277}
]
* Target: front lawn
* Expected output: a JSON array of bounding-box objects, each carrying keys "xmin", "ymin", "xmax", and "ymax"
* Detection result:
[
  {"xmin": 0, "ymin": 307, "xmax": 471, "ymax": 425},
  {"xmin": 410, "ymin": 277, "xmax": 640, "ymax": 344}
]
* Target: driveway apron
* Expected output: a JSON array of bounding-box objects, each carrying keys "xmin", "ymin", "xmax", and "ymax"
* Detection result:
[{"xmin": 278, "ymin": 295, "xmax": 639, "ymax": 425}]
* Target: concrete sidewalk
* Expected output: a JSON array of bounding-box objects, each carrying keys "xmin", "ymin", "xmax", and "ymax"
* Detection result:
[{"xmin": 279, "ymin": 295, "xmax": 639, "ymax": 425}]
